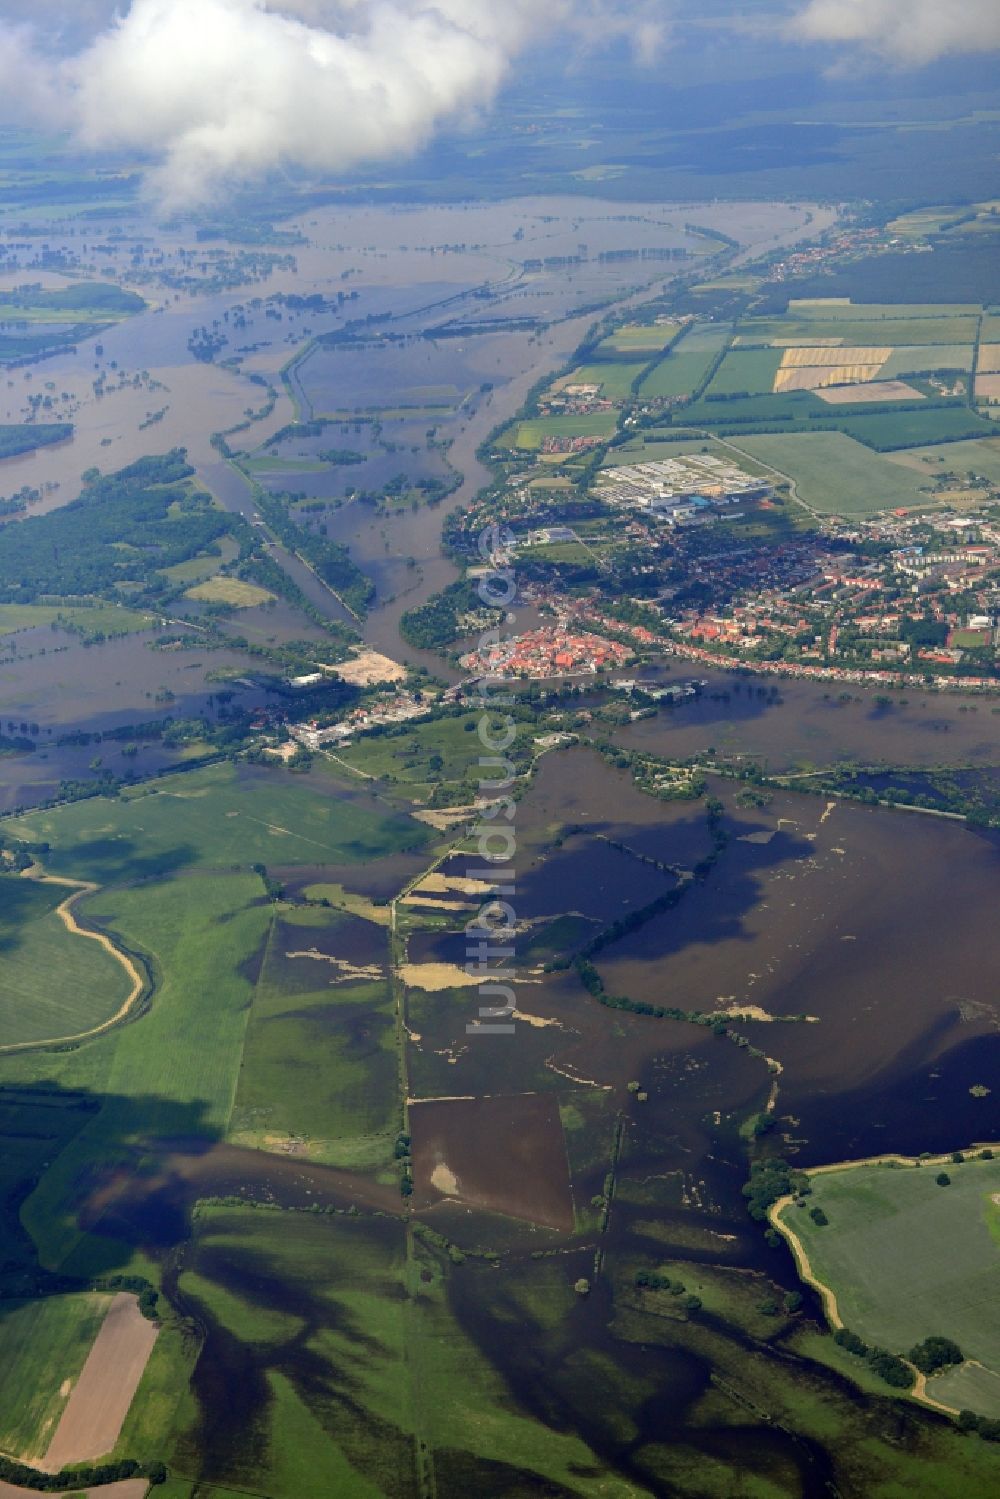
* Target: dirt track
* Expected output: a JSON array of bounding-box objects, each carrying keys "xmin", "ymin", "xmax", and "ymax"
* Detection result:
[
  {"xmin": 41, "ymin": 1294, "xmax": 158, "ymax": 1472},
  {"xmin": 0, "ymin": 1482, "xmax": 147, "ymax": 1499}
]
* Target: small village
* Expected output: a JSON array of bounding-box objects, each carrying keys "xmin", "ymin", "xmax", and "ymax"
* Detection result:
[{"xmin": 461, "ymin": 623, "xmax": 630, "ymax": 680}]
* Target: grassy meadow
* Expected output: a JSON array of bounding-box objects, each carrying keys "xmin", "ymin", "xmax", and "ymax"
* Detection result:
[
  {"xmin": 704, "ymin": 347, "xmax": 783, "ymax": 395},
  {"xmin": 597, "ymin": 322, "xmax": 679, "ymax": 356},
  {"xmin": 887, "ymin": 435, "xmax": 1000, "ymax": 486},
  {"xmin": 5, "ymin": 761, "xmax": 428, "ymax": 881},
  {"xmin": 0, "ymin": 603, "xmax": 156, "ymax": 637},
  {"xmin": 727, "ymin": 431, "xmax": 934, "ymax": 514},
  {"xmin": 184, "ymin": 577, "xmax": 276, "ymax": 608},
  {"xmin": 20, "ymin": 871, "xmax": 272, "ymax": 1273},
  {"xmin": 0, "ymin": 876, "xmax": 134, "ymax": 1048},
  {"xmin": 777, "ymin": 1154, "xmax": 1000, "ymax": 1413}
]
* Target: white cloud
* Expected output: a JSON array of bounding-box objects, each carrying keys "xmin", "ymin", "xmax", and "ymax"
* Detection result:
[
  {"xmin": 0, "ymin": 0, "xmax": 671, "ymax": 209},
  {"xmin": 790, "ymin": 0, "xmax": 1000, "ymax": 66}
]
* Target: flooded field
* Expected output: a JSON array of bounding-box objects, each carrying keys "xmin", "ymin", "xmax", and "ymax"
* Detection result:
[
  {"xmin": 616, "ymin": 665, "xmax": 1000, "ymax": 770},
  {"xmin": 0, "ymin": 626, "xmax": 271, "ymax": 811},
  {"xmin": 4, "ymin": 187, "xmax": 997, "ymax": 1495}
]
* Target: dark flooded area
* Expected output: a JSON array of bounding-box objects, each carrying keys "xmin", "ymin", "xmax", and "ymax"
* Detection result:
[
  {"xmin": 615, "ymin": 666, "xmax": 1000, "ymax": 770},
  {"xmin": 2, "ymin": 187, "xmax": 998, "ymax": 1497},
  {"xmin": 0, "ymin": 624, "xmax": 273, "ymax": 810}
]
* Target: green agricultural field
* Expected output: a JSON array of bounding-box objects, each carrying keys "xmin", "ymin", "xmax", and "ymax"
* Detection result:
[
  {"xmin": 242, "ymin": 455, "xmax": 330, "ymax": 475},
  {"xmin": 511, "ymin": 412, "xmax": 617, "ymax": 450},
  {"xmin": 0, "ymin": 876, "xmax": 135, "ymax": 1048},
  {"xmin": 878, "ymin": 345, "xmax": 975, "ymax": 378},
  {"xmin": 336, "ymin": 711, "xmax": 535, "ymax": 798},
  {"xmin": 567, "ymin": 361, "xmax": 649, "ymax": 399},
  {"xmin": 597, "ymin": 322, "xmax": 679, "ymax": 355},
  {"xmin": 776, "ymin": 1153, "xmax": 1000, "ymax": 1415},
  {"xmin": 704, "ymin": 348, "xmax": 783, "ymax": 395},
  {"xmin": 786, "ymin": 300, "xmax": 982, "ymax": 320},
  {"xmin": 886, "ymin": 436, "xmax": 1000, "ymax": 486},
  {"xmin": 638, "ymin": 353, "xmax": 715, "ymax": 399},
  {"xmin": 161, "ymin": 538, "xmax": 240, "ymax": 586},
  {"xmin": 21, "ymin": 871, "xmax": 272, "ymax": 1272},
  {"xmin": 0, "ymin": 1292, "xmax": 111, "ymax": 1461},
  {"xmin": 726, "ymin": 432, "xmax": 934, "ymax": 514},
  {"xmin": 229, "ymin": 905, "xmax": 398, "ymax": 1171},
  {"xmin": 830, "ymin": 406, "xmax": 997, "ymax": 450},
  {"xmin": 741, "ymin": 316, "xmax": 981, "ymax": 347},
  {"xmin": 0, "ymin": 603, "xmax": 156, "ymax": 637},
  {"xmin": 5, "ymin": 761, "xmax": 428, "ymax": 882}
]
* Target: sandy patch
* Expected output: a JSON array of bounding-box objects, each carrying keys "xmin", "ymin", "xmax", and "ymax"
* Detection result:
[
  {"xmin": 400, "ymin": 962, "xmax": 478, "ymax": 991},
  {"xmin": 712, "ymin": 1003, "xmax": 817, "ymax": 1024},
  {"xmin": 413, "ymin": 874, "xmax": 498, "ymax": 896},
  {"xmin": 511, "ymin": 1009, "xmax": 562, "ymax": 1029},
  {"xmin": 411, "ymin": 806, "xmax": 479, "ymax": 829},
  {"xmin": 975, "ymin": 373, "xmax": 1000, "ymax": 401},
  {"xmin": 265, "ymin": 742, "xmax": 298, "ymax": 762},
  {"xmin": 286, "ymin": 949, "xmax": 383, "ymax": 982},
  {"xmin": 334, "ymin": 650, "xmax": 407, "ymax": 686},
  {"xmin": 430, "ymin": 1162, "xmax": 460, "ymax": 1195},
  {"xmin": 41, "ymin": 1294, "xmax": 158, "ymax": 1472},
  {"xmin": 817, "ymin": 379, "xmax": 923, "ymax": 404},
  {"xmin": 401, "ymin": 896, "xmax": 480, "ymax": 912}
]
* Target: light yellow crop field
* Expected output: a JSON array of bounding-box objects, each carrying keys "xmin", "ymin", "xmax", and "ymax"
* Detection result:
[
  {"xmin": 977, "ymin": 344, "xmax": 1000, "ymax": 374},
  {"xmin": 774, "ymin": 364, "xmax": 884, "ymax": 393},
  {"xmin": 779, "ymin": 346, "xmax": 892, "ymax": 369},
  {"xmin": 185, "ymin": 577, "xmax": 276, "ymax": 608}
]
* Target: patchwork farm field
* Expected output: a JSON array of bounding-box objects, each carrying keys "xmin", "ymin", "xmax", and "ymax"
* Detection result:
[
  {"xmin": 775, "ymin": 1154, "xmax": 1000, "ymax": 1415},
  {"xmin": 726, "ymin": 431, "xmax": 933, "ymax": 514},
  {"xmin": 0, "ymin": 876, "xmax": 134, "ymax": 1048},
  {"xmin": 4, "ymin": 761, "xmax": 428, "ymax": 881},
  {"xmin": 0, "ymin": 1292, "xmax": 111, "ymax": 1461}
]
